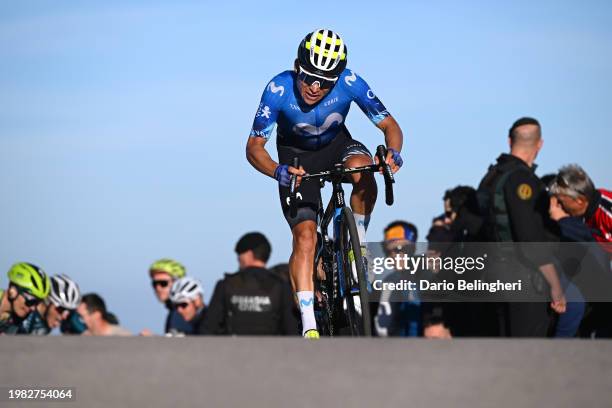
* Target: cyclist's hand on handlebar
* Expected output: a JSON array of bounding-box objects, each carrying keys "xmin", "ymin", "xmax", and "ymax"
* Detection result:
[
  {"xmin": 374, "ymin": 148, "xmax": 403, "ymax": 174},
  {"xmin": 274, "ymin": 164, "xmax": 306, "ymax": 187}
]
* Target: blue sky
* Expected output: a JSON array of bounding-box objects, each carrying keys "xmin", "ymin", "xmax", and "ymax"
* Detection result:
[{"xmin": 1, "ymin": 0, "xmax": 610, "ymax": 333}]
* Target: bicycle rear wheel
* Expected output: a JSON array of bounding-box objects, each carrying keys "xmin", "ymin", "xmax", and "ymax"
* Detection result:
[{"xmin": 339, "ymin": 207, "xmax": 372, "ymax": 336}]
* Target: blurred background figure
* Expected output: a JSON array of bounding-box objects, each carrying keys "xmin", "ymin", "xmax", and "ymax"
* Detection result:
[
  {"xmin": 78, "ymin": 293, "xmax": 131, "ymax": 336},
  {"xmin": 20, "ymin": 274, "xmax": 82, "ymax": 335},
  {"xmin": 445, "ymin": 185, "xmax": 483, "ymax": 242},
  {"xmin": 201, "ymin": 232, "xmax": 299, "ymax": 335},
  {"xmin": 549, "ymin": 165, "xmax": 612, "ymax": 253},
  {"xmin": 141, "ymin": 258, "xmax": 191, "ymax": 336},
  {"xmin": 374, "ymin": 221, "xmax": 421, "ymax": 337},
  {"xmin": 0, "ymin": 263, "xmax": 50, "ymax": 335},
  {"xmin": 431, "ymin": 190, "xmax": 454, "ymax": 228},
  {"xmin": 548, "ymin": 167, "xmax": 612, "ymax": 337},
  {"xmin": 269, "ymin": 262, "xmax": 300, "ymax": 323},
  {"xmin": 423, "ymin": 306, "xmax": 453, "ymax": 339},
  {"xmin": 169, "ymin": 277, "xmax": 207, "ymax": 335}
]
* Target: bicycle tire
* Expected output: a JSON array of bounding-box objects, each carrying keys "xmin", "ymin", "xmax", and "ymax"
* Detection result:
[
  {"xmin": 313, "ymin": 238, "xmax": 335, "ymax": 336},
  {"xmin": 340, "ymin": 207, "xmax": 372, "ymax": 336}
]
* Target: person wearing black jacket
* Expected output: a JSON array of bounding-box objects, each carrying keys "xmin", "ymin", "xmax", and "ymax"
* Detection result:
[
  {"xmin": 199, "ymin": 232, "xmax": 300, "ymax": 335},
  {"xmin": 477, "ymin": 117, "xmax": 566, "ymax": 337}
]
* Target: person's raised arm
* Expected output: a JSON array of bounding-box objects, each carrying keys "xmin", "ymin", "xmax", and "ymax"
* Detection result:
[{"xmin": 376, "ymin": 116, "xmax": 404, "ymax": 173}]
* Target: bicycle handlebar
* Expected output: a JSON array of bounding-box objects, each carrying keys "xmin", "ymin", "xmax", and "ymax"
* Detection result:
[
  {"xmin": 376, "ymin": 145, "xmax": 395, "ymax": 206},
  {"xmin": 288, "ymin": 145, "xmax": 395, "ymax": 213}
]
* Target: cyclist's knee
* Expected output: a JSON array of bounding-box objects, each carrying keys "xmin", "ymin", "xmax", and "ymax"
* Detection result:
[
  {"xmin": 345, "ymin": 155, "xmax": 377, "ymax": 187},
  {"xmin": 344, "ymin": 154, "xmax": 372, "ymax": 169},
  {"xmin": 292, "ymin": 222, "xmax": 317, "ymax": 254}
]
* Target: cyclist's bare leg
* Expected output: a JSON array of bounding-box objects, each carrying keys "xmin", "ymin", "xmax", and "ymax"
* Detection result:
[
  {"xmin": 290, "ymin": 220, "xmax": 318, "ymax": 335},
  {"xmin": 345, "ymin": 155, "xmax": 377, "ymax": 240},
  {"xmin": 289, "ymin": 220, "xmax": 317, "ymax": 292}
]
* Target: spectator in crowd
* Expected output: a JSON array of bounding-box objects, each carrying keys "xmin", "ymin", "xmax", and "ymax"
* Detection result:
[
  {"xmin": 141, "ymin": 258, "xmax": 192, "ymax": 336},
  {"xmin": 78, "ymin": 293, "xmax": 131, "ymax": 336},
  {"xmin": 538, "ymin": 173, "xmax": 587, "ymax": 338},
  {"xmin": 477, "ymin": 117, "xmax": 565, "ymax": 336},
  {"xmin": 0, "ymin": 263, "xmax": 50, "ymax": 335},
  {"xmin": 548, "ymin": 170, "xmax": 612, "ymax": 337},
  {"xmin": 431, "ymin": 190, "xmax": 454, "ymax": 227},
  {"xmin": 60, "ymin": 310, "xmax": 88, "ymax": 335},
  {"xmin": 445, "ymin": 185, "xmax": 483, "ymax": 241},
  {"xmin": 169, "ymin": 277, "xmax": 207, "ymax": 335},
  {"xmin": 200, "ymin": 232, "xmax": 299, "ymax": 335},
  {"xmin": 423, "ymin": 306, "xmax": 453, "ymax": 339},
  {"xmin": 549, "ymin": 165, "xmax": 612, "ymax": 254},
  {"xmin": 20, "ymin": 274, "xmax": 81, "ymax": 335},
  {"xmin": 374, "ymin": 221, "xmax": 421, "ymax": 337}
]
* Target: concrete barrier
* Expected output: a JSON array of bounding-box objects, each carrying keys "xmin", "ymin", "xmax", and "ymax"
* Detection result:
[{"xmin": 1, "ymin": 337, "xmax": 611, "ymax": 408}]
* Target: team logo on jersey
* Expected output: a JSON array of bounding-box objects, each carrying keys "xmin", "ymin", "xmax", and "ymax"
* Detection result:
[
  {"xmin": 292, "ymin": 113, "xmax": 344, "ymax": 136},
  {"xmin": 345, "ymin": 70, "xmax": 357, "ymax": 86},
  {"xmin": 517, "ymin": 184, "xmax": 533, "ymax": 200},
  {"xmin": 267, "ymin": 81, "xmax": 285, "ymax": 96},
  {"xmin": 258, "ymin": 105, "xmax": 271, "ymax": 119},
  {"xmin": 367, "ymin": 90, "xmax": 376, "ymax": 99}
]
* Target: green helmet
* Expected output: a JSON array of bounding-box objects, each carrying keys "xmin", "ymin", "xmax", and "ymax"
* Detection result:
[
  {"xmin": 7, "ymin": 262, "xmax": 51, "ymax": 300},
  {"xmin": 149, "ymin": 258, "xmax": 186, "ymax": 279}
]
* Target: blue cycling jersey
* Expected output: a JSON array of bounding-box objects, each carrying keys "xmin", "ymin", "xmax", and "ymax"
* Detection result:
[{"xmin": 250, "ymin": 69, "xmax": 390, "ymax": 150}]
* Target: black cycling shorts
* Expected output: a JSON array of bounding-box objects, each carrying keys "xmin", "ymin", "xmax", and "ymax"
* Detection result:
[{"xmin": 277, "ymin": 127, "xmax": 372, "ymax": 229}]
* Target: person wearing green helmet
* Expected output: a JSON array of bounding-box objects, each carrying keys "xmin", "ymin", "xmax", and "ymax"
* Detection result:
[
  {"xmin": 139, "ymin": 258, "xmax": 192, "ymax": 335},
  {"xmin": 0, "ymin": 262, "xmax": 50, "ymax": 335}
]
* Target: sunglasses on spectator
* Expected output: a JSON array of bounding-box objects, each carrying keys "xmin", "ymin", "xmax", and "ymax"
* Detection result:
[
  {"xmin": 152, "ymin": 280, "xmax": 170, "ymax": 288},
  {"xmin": 297, "ymin": 66, "xmax": 338, "ymax": 89}
]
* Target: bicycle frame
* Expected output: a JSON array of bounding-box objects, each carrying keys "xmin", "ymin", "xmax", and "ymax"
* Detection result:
[
  {"xmin": 315, "ymin": 164, "xmax": 352, "ymax": 299},
  {"xmin": 290, "ymin": 145, "xmax": 395, "ymax": 335}
]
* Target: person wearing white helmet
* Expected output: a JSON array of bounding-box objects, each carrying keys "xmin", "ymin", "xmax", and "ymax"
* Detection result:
[
  {"xmin": 20, "ymin": 274, "xmax": 82, "ymax": 335},
  {"xmin": 169, "ymin": 277, "xmax": 207, "ymax": 335}
]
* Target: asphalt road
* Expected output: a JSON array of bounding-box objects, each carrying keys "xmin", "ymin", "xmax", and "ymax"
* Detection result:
[{"xmin": 1, "ymin": 337, "xmax": 611, "ymax": 408}]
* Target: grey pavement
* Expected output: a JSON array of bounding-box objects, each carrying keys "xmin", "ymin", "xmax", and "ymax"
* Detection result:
[{"xmin": 1, "ymin": 337, "xmax": 611, "ymax": 408}]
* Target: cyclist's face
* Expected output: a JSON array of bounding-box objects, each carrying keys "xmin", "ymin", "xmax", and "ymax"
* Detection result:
[
  {"xmin": 46, "ymin": 303, "xmax": 69, "ymax": 328},
  {"xmin": 176, "ymin": 300, "xmax": 197, "ymax": 322},
  {"xmin": 297, "ymin": 79, "xmax": 331, "ymax": 105},
  {"xmin": 8, "ymin": 286, "xmax": 38, "ymax": 318},
  {"xmin": 151, "ymin": 272, "xmax": 173, "ymax": 302}
]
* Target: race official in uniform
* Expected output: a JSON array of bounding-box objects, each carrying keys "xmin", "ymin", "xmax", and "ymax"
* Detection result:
[
  {"xmin": 200, "ymin": 232, "xmax": 300, "ymax": 335},
  {"xmin": 477, "ymin": 117, "xmax": 566, "ymax": 337}
]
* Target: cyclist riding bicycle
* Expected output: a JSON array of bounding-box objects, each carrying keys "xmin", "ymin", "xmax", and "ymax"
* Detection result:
[{"xmin": 246, "ymin": 29, "xmax": 404, "ymax": 338}]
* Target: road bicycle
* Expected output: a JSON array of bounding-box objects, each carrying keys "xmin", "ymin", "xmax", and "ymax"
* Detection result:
[{"xmin": 289, "ymin": 145, "xmax": 395, "ymax": 336}]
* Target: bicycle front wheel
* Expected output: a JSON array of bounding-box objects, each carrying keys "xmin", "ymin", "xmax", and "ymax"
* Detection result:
[{"xmin": 339, "ymin": 206, "xmax": 372, "ymax": 336}]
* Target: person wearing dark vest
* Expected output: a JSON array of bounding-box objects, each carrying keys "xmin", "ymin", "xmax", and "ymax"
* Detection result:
[
  {"xmin": 199, "ymin": 232, "xmax": 300, "ymax": 335},
  {"xmin": 477, "ymin": 117, "xmax": 566, "ymax": 337}
]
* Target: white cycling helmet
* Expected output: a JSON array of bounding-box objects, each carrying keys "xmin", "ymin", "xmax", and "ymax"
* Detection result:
[
  {"xmin": 170, "ymin": 277, "xmax": 203, "ymax": 303},
  {"xmin": 48, "ymin": 274, "xmax": 81, "ymax": 310}
]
